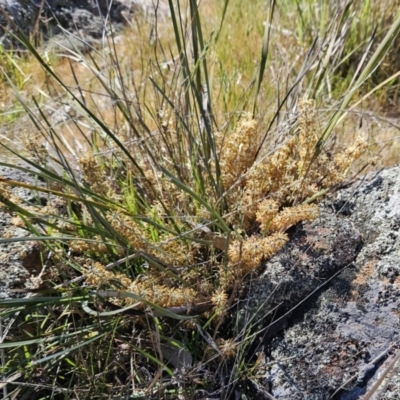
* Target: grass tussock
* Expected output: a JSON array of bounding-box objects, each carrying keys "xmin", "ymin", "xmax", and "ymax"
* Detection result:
[{"xmin": 0, "ymin": 0, "xmax": 400, "ymax": 398}]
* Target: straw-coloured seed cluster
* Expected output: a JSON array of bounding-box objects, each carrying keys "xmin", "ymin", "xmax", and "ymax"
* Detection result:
[
  {"xmin": 2, "ymin": 99, "xmax": 367, "ymax": 320},
  {"xmin": 79, "ymin": 99, "xmax": 367, "ymax": 316}
]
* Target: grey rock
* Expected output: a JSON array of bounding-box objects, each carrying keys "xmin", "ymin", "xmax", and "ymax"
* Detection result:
[
  {"xmin": 236, "ymin": 209, "xmax": 362, "ymax": 338},
  {"xmin": 0, "ymin": 0, "xmax": 166, "ymax": 49},
  {"xmin": 245, "ymin": 166, "xmax": 400, "ymax": 398},
  {"xmin": 0, "ymin": 165, "xmax": 47, "ymax": 294}
]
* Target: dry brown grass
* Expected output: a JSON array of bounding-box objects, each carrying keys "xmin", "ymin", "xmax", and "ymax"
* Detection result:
[
  {"xmin": 1, "ymin": 0, "xmax": 399, "ymax": 173},
  {"xmin": 0, "ymin": 0, "xmax": 399, "ymax": 160}
]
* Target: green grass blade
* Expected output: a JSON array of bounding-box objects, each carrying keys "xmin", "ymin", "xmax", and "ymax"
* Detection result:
[{"xmin": 253, "ymin": 0, "xmax": 276, "ymax": 115}]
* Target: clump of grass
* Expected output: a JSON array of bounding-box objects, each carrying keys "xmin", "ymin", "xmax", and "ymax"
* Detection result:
[
  {"xmin": 1, "ymin": 0, "xmax": 400, "ymax": 398},
  {"xmin": 284, "ymin": 0, "xmax": 400, "ymax": 104}
]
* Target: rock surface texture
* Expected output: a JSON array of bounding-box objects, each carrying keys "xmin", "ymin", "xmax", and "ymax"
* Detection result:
[
  {"xmin": 0, "ymin": 0, "xmax": 167, "ymax": 49},
  {"xmin": 244, "ymin": 166, "xmax": 400, "ymax": 399},
  {"xmin": 0, "ymin": 165, "xmax": 50, "ymax": 294},
  {"xmin": 3, "ymin": 165, "xmax": 400, "ymax": 398}
]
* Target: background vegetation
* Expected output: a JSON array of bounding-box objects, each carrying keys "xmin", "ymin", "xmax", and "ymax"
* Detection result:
[{"xmin": 0, "ymin": 0, "xmax": 400, "ymax": 398}]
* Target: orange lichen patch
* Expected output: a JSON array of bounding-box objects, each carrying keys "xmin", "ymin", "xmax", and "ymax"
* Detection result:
[
  {"xmin": 384, "ymin": 269, "xmax": 400, "ymax": 288},
  {"xmin": 304, "ymin": 226, "xmax": 334, "ymax": 252},
  {"xmin": 351, "ymin": 260, "xmax": 376, "ymax": 299},
  {"xmin": 353, "ymin": 260, "xmax": 376, "ymax": 286}
]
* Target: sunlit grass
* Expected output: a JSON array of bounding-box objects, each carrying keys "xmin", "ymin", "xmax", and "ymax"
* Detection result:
[{"xmin": 1, "ymin": 0, "xmax": 399, "ymax": 164}]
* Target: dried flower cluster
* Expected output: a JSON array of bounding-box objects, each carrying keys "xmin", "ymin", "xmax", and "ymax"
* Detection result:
[
  {"xmin": 220, "ymin": 100, "xmax": 367, "ymax": 229},
  {"xmin": 80, "ymin": 155, "xmax": 113, "ymax": 197},
  {"xmin": 217, "ymin": 99, "xmax": 366, "ymax": 290},
  {"xmin": 218, "ymin": 114, "xmax": 259, "ymax": 190},
  {"xmin": 76, "ymin": 100, "xmax": 367, "ymax": 315},
  {"xmin": 3, "ymin": 98, "xmax": 367, "ymax": 320}
]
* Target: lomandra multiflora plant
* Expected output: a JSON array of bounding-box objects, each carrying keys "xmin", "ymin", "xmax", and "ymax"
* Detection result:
[
  {"xmin": 1, "ymin": 100, "xmax": 366, "ymax": 311},
  {"xmin": 73, "ymin": 98, "xmax": 366, "ymax": 314},
  {"xmin": 1, "ymin": 0, "xmax": 400, "ymax": 398}
]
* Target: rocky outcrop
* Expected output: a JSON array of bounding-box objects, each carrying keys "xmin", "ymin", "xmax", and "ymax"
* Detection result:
[
  {"xmin": 0, "ymin": 165, "xmax": 46, "ymax": 294},
  {"xmin": 0, "ymin": 0, "xmax": 168, "ymax": 49},
  {"xmin": 243, "ymin": 166, "xmax": 400, "ymax": 399}
]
